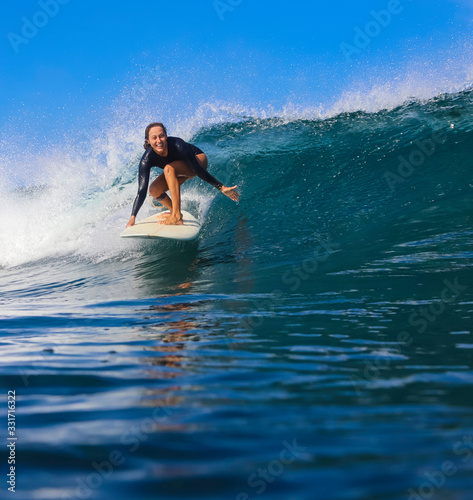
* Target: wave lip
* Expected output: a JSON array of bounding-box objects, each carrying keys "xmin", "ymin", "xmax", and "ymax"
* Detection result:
[{"xmin": 2, "ymin": 87, "xmax": 472, "ymax": 269}]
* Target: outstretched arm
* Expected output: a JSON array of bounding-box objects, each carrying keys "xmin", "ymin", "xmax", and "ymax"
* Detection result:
[
  {"xmin": 126, "ymin": 154, "xmax": 151, "ymax": 227},
  {"xmin": 186, "ymin": 151, "xmax": 223, "ymax": 189},
  {"xmin": 179, "ymin": 140, "xmax": 239, "ymax": 201}
]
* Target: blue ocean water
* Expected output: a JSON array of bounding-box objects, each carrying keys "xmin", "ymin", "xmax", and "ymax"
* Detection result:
[{"xmin": 1, "ymin": 88, "xmax": 473, "ymax": 500}]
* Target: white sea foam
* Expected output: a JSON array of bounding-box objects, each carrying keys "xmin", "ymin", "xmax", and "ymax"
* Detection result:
[{"xmin": 1, "ymin": 59, "xmax": 472, "ymax": 268}]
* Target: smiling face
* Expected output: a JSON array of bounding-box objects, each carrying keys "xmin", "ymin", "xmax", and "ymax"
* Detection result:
[{"xmin": 148, "ymin": 126, "xmax": 168, "ymax": 156}]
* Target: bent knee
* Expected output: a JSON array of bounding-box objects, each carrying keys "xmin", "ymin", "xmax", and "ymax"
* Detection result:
[
  {"xmin": 149, "ymin": 185, "xmax": 162, "ymax": 197},
  {"xmin": 163, "ymin": 164, "xmax": 176, "ymax": 176}
]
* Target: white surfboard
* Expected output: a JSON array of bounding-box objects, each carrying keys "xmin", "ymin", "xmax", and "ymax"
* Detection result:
[{"xmin": 120, "ymin": 211, "xmax": 201, "ymax": 241}]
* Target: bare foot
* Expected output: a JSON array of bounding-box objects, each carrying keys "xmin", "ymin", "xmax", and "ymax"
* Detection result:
[
  {"xmin": 159, "ymin": 215, "xmax": 183, "ymax": 225},
  {"xmin": 177, "ymin": 282, "xmax": 191, "ymax": 289},
  {"xmin": 156, "ymin": 211, "xmax": 171, "ymax": 220}
]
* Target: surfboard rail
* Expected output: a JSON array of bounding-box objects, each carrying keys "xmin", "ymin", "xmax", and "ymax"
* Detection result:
[{"xmin": 120, "ymin": 211, "xmax": 201, "ymax": 241}]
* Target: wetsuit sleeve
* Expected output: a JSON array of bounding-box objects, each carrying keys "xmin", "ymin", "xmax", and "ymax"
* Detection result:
[
  {"xmin": 177, "ymin": 139, "xmax": 223, "ymax": 190},
  {"xmin": 131, "ymin": 151, "xmax": 152, "ymax": 217}
]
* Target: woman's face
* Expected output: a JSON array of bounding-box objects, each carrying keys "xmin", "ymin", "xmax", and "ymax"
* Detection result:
[{"xmin": 149, "ymin": 126, "xmax": 168, "ymax": 155}]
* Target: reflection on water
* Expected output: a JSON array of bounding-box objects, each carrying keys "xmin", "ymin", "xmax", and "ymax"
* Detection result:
[
  {"xmin": 142, "ymin": 298, "xmax": 202, "ymax": 376},
  {"xmin": 2, "ymin": 271, "xmax": 473, "ymax": 500},
  {"xmin": 131, "ymin": 240, "xmax": 201, "ymax": 295},
  {"xmin": 3, "ymin": 89, "xmax": 473, "ymax": 500}
]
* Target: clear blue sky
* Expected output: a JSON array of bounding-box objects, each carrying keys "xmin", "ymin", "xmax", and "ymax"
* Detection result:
[{"xmin": 1, "ymin": 0, "xmax": 472, "ymax": 149}]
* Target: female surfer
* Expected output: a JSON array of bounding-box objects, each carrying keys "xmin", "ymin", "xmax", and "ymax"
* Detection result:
[{"xmin": 126, "ymin": 122, "xmax": 238, "ymax": 227}]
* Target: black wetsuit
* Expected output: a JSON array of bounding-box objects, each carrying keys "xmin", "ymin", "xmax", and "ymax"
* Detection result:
[{"xmin": 131, "ymin": 136, "xmax": 223, "ymax": 217}]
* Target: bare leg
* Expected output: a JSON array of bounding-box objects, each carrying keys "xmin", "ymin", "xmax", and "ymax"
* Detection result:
[
  {"xmin": 161, "ymin": 165, "xmax": 183, "ymax": 225},
  {"xmin": 150, "ymin": 155, "xmax": 208, "ymax": 225},
  {"xmin": 148, "ymin": 173, "xmax": 186, "ymax": 221},
  {"xmin": 148, "ymin": 174, "xmax": 176, "ymax": 220},
  {"xmin": 155, "ymin": 194, "xmax": 173, "ymax": 213},
  {"xmin": 149, "ymin": 173, "xmax": 172, "ymax": 212}
]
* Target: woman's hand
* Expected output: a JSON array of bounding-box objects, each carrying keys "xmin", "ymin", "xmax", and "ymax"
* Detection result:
[
  {"xmin": 126, "ymin": 216, "xmax": 136, "ymax": 228},
  {"xmin": 221, "ymin": 185, "xmax": 239, "ymax": 202}
]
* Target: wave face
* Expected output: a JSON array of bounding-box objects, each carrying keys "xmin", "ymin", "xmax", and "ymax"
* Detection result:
[
  {"xmin": 2, "ymin": 88, "xmax": 472, "ymax": 272},
  {"xmin": 1, "ymin": 89, "xmax": 473, "ymax": 500},
  {"xmin": 195, "ymin": 89, "xmax": 473, "ymax": 290}
]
